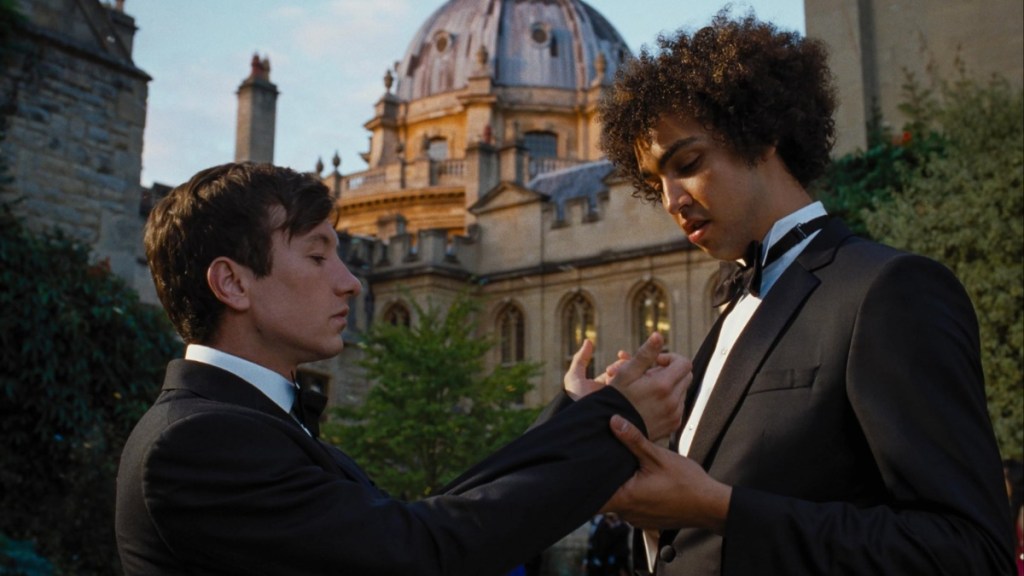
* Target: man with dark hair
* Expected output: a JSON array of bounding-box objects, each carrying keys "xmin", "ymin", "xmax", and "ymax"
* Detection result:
[
  {"xmin": 593, "ymin": 12, "xmax": 1013, "ymax": 575},
  {"xmin": 116, "ymin": 162, "xmax": 692, "ymax": 575}
]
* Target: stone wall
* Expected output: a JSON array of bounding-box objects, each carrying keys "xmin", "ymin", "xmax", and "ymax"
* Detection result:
[
  {"xmin": 805, "ymin": 0, "xmax": 1024, "ymax": 154},
  {"xmin": 0, "ymin": 0, "xmax": 149, "ymax": 285}
]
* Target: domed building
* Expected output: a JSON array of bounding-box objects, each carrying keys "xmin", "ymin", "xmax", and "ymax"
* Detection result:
[
  {"xmin": 298, "ymin": 0, "xmax": 720, "ymax": 409},
  {"xmin": 333, "ymin": 0, "xmax": 631, "ymax": 240}
]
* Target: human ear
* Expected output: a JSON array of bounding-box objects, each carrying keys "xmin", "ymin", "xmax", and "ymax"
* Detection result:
[{"xmin": 207, "ymin": 257, "xmax": 251, "ymax": 312}]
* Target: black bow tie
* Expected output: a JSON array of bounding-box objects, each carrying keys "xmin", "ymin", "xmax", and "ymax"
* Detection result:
[
  {"xmin": 711, "ymin": 215, "xmax": 828, "ymax": 307},
  {"xmin": 291, "ymin": 382, "xmax": 327, "ymax": 438}
]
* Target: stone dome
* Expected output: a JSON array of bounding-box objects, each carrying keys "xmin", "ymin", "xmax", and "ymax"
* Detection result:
[{"xmin": 394, "ymin": 0, "xmax": 631, "ymax": 101}]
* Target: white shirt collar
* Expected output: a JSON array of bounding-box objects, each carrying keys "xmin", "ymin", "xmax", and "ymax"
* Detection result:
[
  {"xmin": 184, "ymin": 344, "xmax": 295, "ymax": 413},
  {"xmin": 758, "ymin": 201, "xmax": 828, "ymax": 297}
]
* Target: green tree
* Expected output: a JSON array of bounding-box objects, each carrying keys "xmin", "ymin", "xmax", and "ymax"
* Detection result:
[
  {"xmin": 862, "ymin": 75, "xmax": 1023, "ymax": 460},
  {"xmin": 0, "ymin": 204, "xmax": 182, "ymax": 574},
  {"xmin": 326, "ymin": 293, "xmax": 541, "ymax": 499}
]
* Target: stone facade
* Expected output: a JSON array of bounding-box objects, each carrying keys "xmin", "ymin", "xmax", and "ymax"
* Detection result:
[
  {"xmin": 0, "ymin": 0, "xmax": 149, "ymax": 289},
  {"xmin": 336, "ymin": 165, "xmax": 720, "ymax": 406},
  {"xmin": 317, "ymin": 0, "xmax": 720, "ymax": 410},
  {"xmin": 805, "ymin": 0, "xmax": 1024, "ymax": 154}
]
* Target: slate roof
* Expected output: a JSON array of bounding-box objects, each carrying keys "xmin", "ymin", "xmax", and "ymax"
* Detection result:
[{"xmin": 528, "ymin": 159, "xmax": 615, "ymax": 222}]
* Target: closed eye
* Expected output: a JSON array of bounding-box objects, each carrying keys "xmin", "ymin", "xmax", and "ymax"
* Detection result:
[{"xmin": 669, "ymin": 156, "xmax": 700, "ymax": 177}]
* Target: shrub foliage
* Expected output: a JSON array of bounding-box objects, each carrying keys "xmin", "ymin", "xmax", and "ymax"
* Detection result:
[{"xmin": 0, "ymin": 205, "xmax": 181, "ymax": 574}]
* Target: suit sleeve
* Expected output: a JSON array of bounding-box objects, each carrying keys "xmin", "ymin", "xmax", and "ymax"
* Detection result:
[
  {"xmin": 143, "ymin": 386, "xmax": 644, "ymax": 576},
  {"xmin": 528, "ymin": 389, "xmax": 574, "ymax": 430},
  {"xmin": 721, "ymin": 254, "xmax": 1015, "ymax": 575}
]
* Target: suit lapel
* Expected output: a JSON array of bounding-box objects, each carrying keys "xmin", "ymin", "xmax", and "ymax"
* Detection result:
[{"xmin": 685, "ymin": 219, "xmax": 852, "ymax": 467}]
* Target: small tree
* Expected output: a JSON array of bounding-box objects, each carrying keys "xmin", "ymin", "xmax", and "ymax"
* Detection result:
[
  {"xmin": 0, "ymin": 204, "xmax": 182, "ymax": 574},
  {"xmin": 326, "ymin": 293, "xmax": 541, "ymax": 499}
]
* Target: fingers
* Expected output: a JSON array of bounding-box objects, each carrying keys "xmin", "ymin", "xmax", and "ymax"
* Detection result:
[
  {"xmin": 563, "ymin": 339, "xmax": 596, "ymax": 400},
  {"xmin": 565, "ymin": 336, "xmax": 598, "ymax": 381},
  {"xmin": 608, "ymin": 332, "xmax": 664, "ymax": 388},
  {"xmin": 601, "ymin": 352, "xmax": 631, "ymax": 381},
  {"xmin": 569, "ymin": 339, "xmax": 595, "ymax": 375}
]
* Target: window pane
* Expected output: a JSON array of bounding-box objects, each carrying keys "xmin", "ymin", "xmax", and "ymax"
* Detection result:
[
  {"xmin": 524, "ymin": 131, "xmax": 557, "ymax": 158},
  {"xmin": 563, "ymin": 293, "xmax": 595, "ymax": 378},
  {"xmin": 383, "ymin": 303, "xmax": 411, "ymax": 327},
  {"xmin": 634, "ymin": 283, "xmax": 670, "ymax": 349},
  {"xmin": 427, "ymin": 138, "xmax": 448, "ymax": 161},
  {"xmin": 498, "ymin": 305, "xmax": 525, "ymax": 365}
]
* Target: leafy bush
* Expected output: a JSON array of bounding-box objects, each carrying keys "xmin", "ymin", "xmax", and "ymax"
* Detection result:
[
  {"xmin": 813, "ymin": 98, "xmax": 945, "ymax": 236},
  {"xmin": 863, "ymin": 75, "xmax": 1023, "ymax": 459},
  {"xmin": 0, "ymin": 204, "xmax": 182, "ymax": 574},
  {"xmin": 325, "ymin": 293, "xmax": 541, "ymax": 499}
]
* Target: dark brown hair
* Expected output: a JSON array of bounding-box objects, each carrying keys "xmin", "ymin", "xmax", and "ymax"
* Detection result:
[
  {"xmin": 599, "ymin": 11, "xmax": 837, "ymax": 203},
  {"xmin": 144, "ymin": 162, "xmax": 334, "ymax": 344}
]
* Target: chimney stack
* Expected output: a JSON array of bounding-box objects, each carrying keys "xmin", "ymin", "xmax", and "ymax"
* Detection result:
[{"xmin": 234, "ymin": 53, "xmax": 278, "ymax": 164}]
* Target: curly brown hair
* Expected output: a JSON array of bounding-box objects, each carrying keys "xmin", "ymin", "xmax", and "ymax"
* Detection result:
[{"xmin": 599, "ymin": 11, "xmax": 837, "ymax": 204}]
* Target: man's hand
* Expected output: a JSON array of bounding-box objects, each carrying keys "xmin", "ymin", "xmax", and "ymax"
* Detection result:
[
  {"xmin": 606, "ymin": 332, "xmax": 691, "ymax": 443},
  {"xmin": 563, "ymin": 340, "xmax": 630, "ymax": 400},
  {"xmin": 601, "ymin": 415, "xmax": 731, "ymax": 534}
]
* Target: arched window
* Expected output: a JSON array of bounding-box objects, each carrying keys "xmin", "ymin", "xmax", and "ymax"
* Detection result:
[
  {"xmin": 497, "ymin": 304, "xmax": 525, "ymax": 366},
  {"xmin": 382, "ymin": 302, "xmax": 411, "ymax": 327},
  {"xmin": 562, "ymin": 292, "xmax": 596, "ymax": 378},
  {"xmin": 633, "ymin": 282, "xmax": 670, "ymax": 349}
]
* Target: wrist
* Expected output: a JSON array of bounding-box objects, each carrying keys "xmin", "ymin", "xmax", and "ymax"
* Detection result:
[{"xmin": 703, "ymin": 482, "xmax": 732, "ymax": 535}]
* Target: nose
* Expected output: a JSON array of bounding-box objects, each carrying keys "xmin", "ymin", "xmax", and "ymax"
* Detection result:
[
  {"xmin": 661, "ymin": 178, "xmax": 691, "ymax": 215},
  {"xmin": 333, "ymin": 258, "xmax": 362, "ymax": 298}
]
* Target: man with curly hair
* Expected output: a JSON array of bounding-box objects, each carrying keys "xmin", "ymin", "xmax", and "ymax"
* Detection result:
[{"xmin": 590, "ymin": 11, "xmax": 1014, "ymax": 575}]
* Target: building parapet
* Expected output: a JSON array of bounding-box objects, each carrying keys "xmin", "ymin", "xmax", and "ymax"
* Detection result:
[{"xmin": 340, "ymin": 155, "xmax": 586, "ymax": 195}]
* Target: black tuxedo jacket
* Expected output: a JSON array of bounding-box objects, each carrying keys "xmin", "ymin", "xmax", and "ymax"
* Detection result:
[
  {"xmin": 646, "ymin": 219, "xmax": 1014, "ymax": 575},
  {"xmin": 116, "ymin": 359, "xmax": 647, "ymax": 576}
]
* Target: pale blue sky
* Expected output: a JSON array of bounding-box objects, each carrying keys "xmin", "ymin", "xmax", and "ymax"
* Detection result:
[{"xmin": 128, "ymin": 0, "xmax": 804, "ymax": 187}]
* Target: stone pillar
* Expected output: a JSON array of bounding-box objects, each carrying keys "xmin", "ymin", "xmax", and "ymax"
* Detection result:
[{"xmin": 464, "ymin": 142, "xmax": 498, "ymax": 211}]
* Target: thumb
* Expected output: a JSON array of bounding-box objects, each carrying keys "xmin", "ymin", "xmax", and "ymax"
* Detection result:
[
  {"xmin": 610, "ymin": 414, "xmax": 657, "ymax": 464},
  {"xmin": 568, "ymin": 339, "xmax": 594, "ymax": 376}
]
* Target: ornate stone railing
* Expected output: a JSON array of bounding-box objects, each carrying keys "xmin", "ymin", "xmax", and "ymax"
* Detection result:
[
  {"xmin": 343, "ymin": 167, "xmax": 388, "ymax": 192},
  {"xmin": 431, "ymin": 159, "xmax": 465, "ymax": 186},
  {"xmin": 341, "ymin": 155, "xmax": 587, "ymax": 195}
]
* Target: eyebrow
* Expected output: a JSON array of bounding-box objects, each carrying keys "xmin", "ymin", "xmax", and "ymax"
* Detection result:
[
  {"xmin": 302, "ymin": 232, "xmax": 335, "ymax": 249},
  {"xmin": 656, "ymin": 136, "xmax": 700, "ymax": 173}
]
